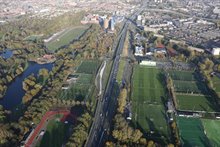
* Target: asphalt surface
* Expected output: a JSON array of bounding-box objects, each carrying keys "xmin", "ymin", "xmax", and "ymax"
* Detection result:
[{"xmin": 85, "ymin": 7, "xmax": 145, "ymax": 147}]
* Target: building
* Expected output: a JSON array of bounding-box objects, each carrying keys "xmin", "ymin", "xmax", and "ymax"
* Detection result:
[
  {"xmin": 140, "ymin": 61, "xmax": 156, "ymax": 66},
  {"xmin": 137, "ymin": 15, "xmax": 142, "ymax": 21},
  {"xmin": 212, "ymin": 48, "xmax": 220, "ymax": 56},
  {"xmin": 134, "ymin": 46, "xmax": 144, "ymax": 56}
]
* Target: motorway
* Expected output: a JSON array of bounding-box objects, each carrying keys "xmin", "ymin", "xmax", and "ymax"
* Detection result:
[{"xmin": 85, "ymin": 7, "xmax": 144, "ymax": 147}]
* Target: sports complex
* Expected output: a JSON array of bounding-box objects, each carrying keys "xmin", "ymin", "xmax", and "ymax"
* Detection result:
[
  {"xmin": 168, "ymin": 69, "xmax": 220, "ymax": 146},
  {"xmin": 168, "ymin": 70, "xmax": 219, "ymax": 112},
  {"xmin": 60, "ymin": 60, "xmax": 100, "ymax": 102},
  {"xmin": 131, "ymin": 62, "xmax": 220, "ymax": 146}
]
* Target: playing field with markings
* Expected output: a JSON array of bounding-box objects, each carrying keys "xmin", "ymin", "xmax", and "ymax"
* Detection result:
[
  {"xmin": 132, "ymin": 65, "xmax": 169, "ymax": 142},
  {"xmin": 173, "ymin": 80, "xmax": 208, "ymax": 94},
  {"xmin": 132, "ymin": 66, "xmax": 165, "ymax": 104},
  {"xmin": 76, "ymin": 60, "xmax": 100, "ymax": 74},
  {"xmin": 168, "ymin": 69, "xmax": 219, "ymax": 112},
  {"xmin": 168, "ymin": 70, "xmax": 196, "ymax": 81},
  {"xmin": 176, "ymin": 94, "xmax": 216, "ymax": 112},
  {"xmin": 60, "ymin": 60, "xmax": 100, "ymax": 101},
  {"xmin": 177, "ymin": 117, "xmax": 210, "ymax": 147},
  {"xmin": 37, "ymin": 114, "xmax": 70, "ymax": 147},
  {"xmin": 46, "ymin": 26, "xmax": 89, "ymax": 51},
  {"xmin": 201, "ymin": 119, "xmax": 220, "ymax": 147}
]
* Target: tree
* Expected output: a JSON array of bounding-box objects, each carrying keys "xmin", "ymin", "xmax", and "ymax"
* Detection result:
[{"xmin": 117, "ymin": 88, "xmax": 127, "ymax": 113}]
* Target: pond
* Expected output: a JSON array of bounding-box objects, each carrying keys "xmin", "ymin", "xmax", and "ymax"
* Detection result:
[
  {"xmin": 0, "ymin": 49, "xmax": 13, "ymax": 59},
  {"xmin": 0, "ymin": 62, "xmax": 53, "ymax": 110}
]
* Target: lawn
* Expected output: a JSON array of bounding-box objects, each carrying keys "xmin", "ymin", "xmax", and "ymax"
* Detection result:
[
  {"xmin": 116, "ymin": 59, "xmax": 126, "ymax": 82},
  {"xmin": 45, "ymin": 26, "xmax": 89, "ymax": 51},
  {"xmin": 37, "ymin": 115, "xmax": 70, "ymax": 147},
  {"xmin": 76, "ymin": 60, "xmax": 100, "ymax": 74},
  {"xmin": 176, "ymin": 94, "xmax": 217, "ymax": 112},
  {"xmin": 168, "ymin": 70, "xmax": 195, "ymax": 81},
  {"xmin": 132, "ymin": 66, "xmax": 169, "ymax": 142},
  {"xmin": 201, "ymin": 119, "xmax": 220, "ymax": 147},
  {"xmin": 24, "ymin": 35, "xmax": 43, "ymax": 41},
  {"xmin": 177, "ymin": 117, "xmax": 210, "ymax": 147}
]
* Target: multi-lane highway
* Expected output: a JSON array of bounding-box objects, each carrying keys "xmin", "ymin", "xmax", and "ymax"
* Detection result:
[{"xmin": 85, "ymin": 7, "xmax": 144, "ymax": 147}]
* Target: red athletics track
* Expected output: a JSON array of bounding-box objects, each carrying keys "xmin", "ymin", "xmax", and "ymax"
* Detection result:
[{"xmin": 25, "ymin": 110, "xmax": 70, "ymax": 147}]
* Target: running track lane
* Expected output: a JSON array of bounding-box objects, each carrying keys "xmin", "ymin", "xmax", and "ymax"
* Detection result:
[{"xmin": 25, "ymin": 110, "xmax": 69, "ymax": 147}]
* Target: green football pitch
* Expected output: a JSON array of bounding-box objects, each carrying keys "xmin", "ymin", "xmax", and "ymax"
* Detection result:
[
  {"xmin": 37, "ymin": 115, "xmax": 70, "ymax": 147},
  {"xmin": 132, "ymin": 66, "xmax": 169, "ymax": 141},
  {"xmin": 177, "ymin": 117, "xmax": 210, "ymax": 147},
  {"xmin": 168, "ymin": 70, "xmax": 195, "ymax": 81},
  {"xmin": 176, "ymin": 94, "xmax": 217, "ymax": 112},
  {"xmin": 201, "ymin": 119, "xmax": 220, "ymax": 147}
]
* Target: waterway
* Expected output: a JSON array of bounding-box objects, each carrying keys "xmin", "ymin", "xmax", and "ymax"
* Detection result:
[{"xmin": 0, "ymin": 62, "xmax": 53, "ymax": 110}]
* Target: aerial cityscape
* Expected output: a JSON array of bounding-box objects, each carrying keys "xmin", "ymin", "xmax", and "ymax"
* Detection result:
[{"xmin": 0, "ymin": 0, "xmax": 220, "ymax": 147}]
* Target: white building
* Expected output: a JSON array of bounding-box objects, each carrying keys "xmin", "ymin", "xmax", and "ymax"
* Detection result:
[
  {"xmin": 140, "ymin": 61, "xmax": 156, "ymax": 66},
  {"xmin": 134, "ymin": 46, "xmax": 144, "ymax": 56},
  {"xmin": 212, "ymin": 48, "xmax": 220, "ymax": 56}
]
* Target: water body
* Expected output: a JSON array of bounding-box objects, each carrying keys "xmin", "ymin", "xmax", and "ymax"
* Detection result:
[
  {"xmin": 0, "ymin": 62, "xmax": 53, "ymax": 110},
  {"xmin": 0, "ymin": 49, "xmax": 13, "ymax": 59}
]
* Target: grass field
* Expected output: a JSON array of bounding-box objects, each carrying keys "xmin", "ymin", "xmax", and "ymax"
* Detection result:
[
  {"xmin": 132, "ymin": 66, "xmax": 169, "ymax": 142},
  {"xmin": 176, "ymin": 94, "xmax": 217, "ymax": 112},
  {"xmin": 116, "ymin": 59, "xmax": 126, "ymax": 82},
  {"xmin": 60, "ymin": 60, "xmax": 100, "ymax": 101},
  {"xmin": 60, "ymin": 74, "xmax": 93, "ymax": 101},
  {"xmin": 24, "ymin": 35, "xmax": 43, "ymax": 41},
  {"xmin": 76, "ymin": 60, "xmax": 100, "ymax": 74},
  {"xmin": 37, "ymin": 115, "xmax": 70, "ymax": 147},
  {"xmin": 201, "ymin": 119, "xmax": 220, "ymax": 147},
  {"xmin": 177, "ymin": 117, "xmax": 210, "ymax": 147},
  {"xmin": 168, "ymin": 70, "xmax": 196, "ymax": 81},
  {"xmin": 173, "ymin": 80, "xmax": 208, "ymax": 94},
  {"xmin": 45, "ymin": 26, "xmax": 89, "ymax": 51}
]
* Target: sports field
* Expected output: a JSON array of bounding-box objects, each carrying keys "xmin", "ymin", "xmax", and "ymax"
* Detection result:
[
  {"xmin": 168, "ymin": 70, "xmax": 196, "ymax": 81},
  {"xmin": 173, "ymin": 80, "xmax": 208, "ymax": 94},
  {"xmin": 132, "ymin": 66, "xmax": 165, "ymax": 104},
  {"xmin": 60, "ymin": 60, "xmax": 100, "ymax": 101},
  {"xmin": 76, "ymin": 60, "xmax": 100, "ymax": 74},
  {"xmin": 201, "ymin": 119, "xmax": 220, "ymax": 146},
  {"xmin": 46, "ymin": 26, "xmax": 89, "ymax": 51},
  {"xmin": 132, "ymin": 66, "xmax": 169, "ymax": 141},
  {"xmin": 176, "ymin": 94, "xmax": 216, "ymax": 112},
  {"xmin": 37, "ymin": 115, "xmax": 70, "ymax": 147},
  {"xmin": 133, "ymin": 103, "xmax": 169, "ymax": 137},
  {"xmin": 177, "ymin": 117, "xmax": 210, "ymax": 147},
  {"xmin": 60, "ymin": 74, "xmax": 93, "ymax": 101}
]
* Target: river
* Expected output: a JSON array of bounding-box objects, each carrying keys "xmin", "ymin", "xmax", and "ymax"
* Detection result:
[{"xmin": 0, "ymin": 62, "xmax": 53, "ymax": 110}]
